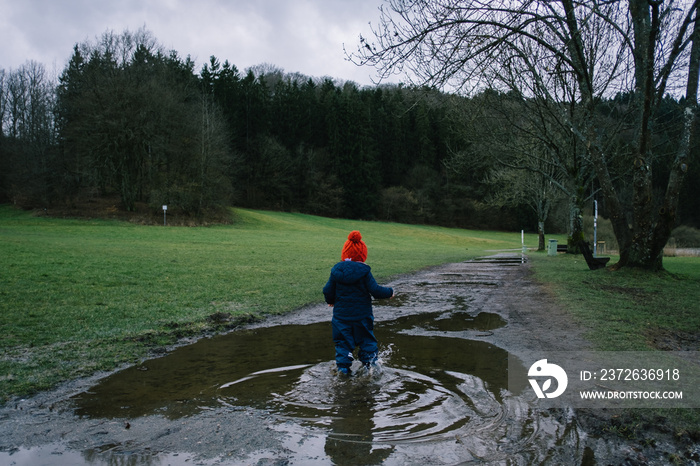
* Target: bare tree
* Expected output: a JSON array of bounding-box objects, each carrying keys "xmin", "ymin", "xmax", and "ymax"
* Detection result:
[
  {"xmin": 485, "ymin": 164, "xmax": 564, "ymax": 251},
  {"xmin": 193, "ymin": 94, "xmax": 232, "ymax": 216},
  {"xmin": 449, "ymin": 88, "xmax": 597, "ymax": 251},
  {"xmin": 0, "ymin": 61, "xmax": 57, "ymax": 204},
  {"xmin": 352, "ymin": 0, "xmax": 700, "ymax": 270},
  {"xmin": 5, "ymin": 67, "xmax": 28, "ymax": 139},
  {"xmin": 0, "ymin": 69, "xmax": 6, "ymax": 136}
]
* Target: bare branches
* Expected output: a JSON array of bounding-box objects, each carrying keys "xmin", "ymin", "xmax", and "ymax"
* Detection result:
[
  {"xmin": 349, "ymin": 0, "xmax": 697, "ymax": 105},
  {"xmin": 351, "ymin": 0, "xmax": 700, "ymax": 268}
]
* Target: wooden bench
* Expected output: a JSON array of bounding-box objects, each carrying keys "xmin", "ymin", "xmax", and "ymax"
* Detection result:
[
  {"xmin": 557, "ymin": 244, "xmax": 568, "ymax": 253},
  {"xmin": 578, "ymin": 241, "xmax": 610, "ymax": 270}
]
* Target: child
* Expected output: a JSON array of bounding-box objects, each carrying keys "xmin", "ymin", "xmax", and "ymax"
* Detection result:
[{"xmin": 323, "ymin": 230, "xmax": 394, "ymax": 375}]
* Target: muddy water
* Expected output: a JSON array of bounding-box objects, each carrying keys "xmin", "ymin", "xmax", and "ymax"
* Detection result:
[
  {"xmin": 2, "ymin": 255, "xmax": 596, "ymax": 465},
  {"xmin": 73, "ymin": 314, "xmax": 512, "ymax": 424}
]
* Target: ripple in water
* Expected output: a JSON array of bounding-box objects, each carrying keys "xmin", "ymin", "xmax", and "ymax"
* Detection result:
[
  {"xmin": 217, "ymin": 343, "xmax": 509, "ymax": 446},
  {"xmin": 71, "ymin": 318, "xmax": 589, "ymax": 463}
]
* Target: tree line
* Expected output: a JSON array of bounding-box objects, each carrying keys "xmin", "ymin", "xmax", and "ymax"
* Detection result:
[
  {"xmin": 351, "ymin": 0, "xmax": 700, "ymax": 270},
  {"xmin": 1, "ymin": 26, "xmax": 698, "ymax": 246}
]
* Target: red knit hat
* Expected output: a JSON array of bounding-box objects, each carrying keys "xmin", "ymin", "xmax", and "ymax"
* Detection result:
[{"xmin": 341, "ymin": 230, "xmax": 367, "ymax": 262}]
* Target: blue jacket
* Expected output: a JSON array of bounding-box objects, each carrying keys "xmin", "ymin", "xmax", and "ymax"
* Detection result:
[{"xmin": 323, "ymin": 261, "xmax": 393, "ymax": 321}]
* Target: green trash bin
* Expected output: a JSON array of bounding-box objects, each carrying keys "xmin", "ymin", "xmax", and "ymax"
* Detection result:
[{"xmin": 548, "ymin": 239, "xmax": 558, "ymax": 256}]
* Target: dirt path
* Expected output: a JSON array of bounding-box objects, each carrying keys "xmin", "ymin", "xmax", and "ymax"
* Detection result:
[{"xmin": 0, "ymin": 254, "xmax": 694, "ymax": 465}]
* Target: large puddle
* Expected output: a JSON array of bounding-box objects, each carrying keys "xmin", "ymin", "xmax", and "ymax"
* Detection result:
[
  {"xmin": 73, "ymin": 313, "xmax": 512, "ymax": 424},
  {"xmin": 2, "ymin": 256, "xmax": 597, "ymax": 464}
]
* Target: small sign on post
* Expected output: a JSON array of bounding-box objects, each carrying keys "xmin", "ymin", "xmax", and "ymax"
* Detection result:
[
  {"xmin": 593, "ymin": 200, "xmax": 598, "ymax": 257},
  {"xmin": 163, "ymin": 205, "xmax": 168, "ymax": 226}
]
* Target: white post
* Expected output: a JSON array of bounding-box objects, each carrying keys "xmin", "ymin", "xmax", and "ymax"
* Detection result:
[
  {"xmin": 593, "ymin": 200, "xmax": 598, "ymax": 257},
  {"xmin": 163, "ymin": 205, "xmax": 168, "ymax": 226}
]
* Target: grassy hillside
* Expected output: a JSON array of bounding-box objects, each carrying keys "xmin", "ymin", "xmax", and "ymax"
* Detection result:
[
  {"xmin": 2, "ymin": 205, "xmax": 697, "ymax": 407},
  {"xmin": 0, "ymin": 206, "xmax": 525, "ymax": 402}
]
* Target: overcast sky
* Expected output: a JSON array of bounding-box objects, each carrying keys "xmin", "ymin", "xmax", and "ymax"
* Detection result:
[{"xmin": 1, "ymin": 0, "xmax": 391, "ymax": 86}]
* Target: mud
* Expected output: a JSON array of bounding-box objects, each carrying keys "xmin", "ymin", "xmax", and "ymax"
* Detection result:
[{"xmin": 0, "ymin": 253, "xmax": 696, "ymax": 465}]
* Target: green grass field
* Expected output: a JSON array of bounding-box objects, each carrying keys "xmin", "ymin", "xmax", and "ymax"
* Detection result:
[
  {"xmin": 0, "ymin": 206, "xmax": 523, "ymax": 403},
  {"xmin": 1, "ymin": 206, "xmax": 698, "ymax": 407},
  {"xmin": 528, "ymin": 251, "xmax": 700, "ymax": 351}
]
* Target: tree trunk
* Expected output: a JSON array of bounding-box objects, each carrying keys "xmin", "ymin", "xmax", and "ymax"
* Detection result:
[
  {"xmin": 648, "ymin": 14, "xmax": 700, "ymax": 268},
  {"xmin": 573, "ymin": 1, "xmax": 698, "ymax": 270},
  {"xmin": 566, "ymin": 195, "xmax": 585, "ymax": 254},
  {"xmin": 538, "ymin": 222, "xmax": 545, "ymax": 251},
  {"xmin": 612, "ymin": 1, "xmax": 700, "ymax": 271}
]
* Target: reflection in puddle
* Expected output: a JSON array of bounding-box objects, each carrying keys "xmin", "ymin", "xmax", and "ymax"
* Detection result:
[
  {"xmin": 384, "ymin": 310, "xmax": 506, "ymax": 332},
  {"xmin": 74, "ymin": 323, "xmax": 333, "ymax": 419},
  {"xmin": 73, "ymin": 313, "xmax": 512, "ymax": 426},
  {"xmin": 216, "ymin": 332, "xmax": 510, "ymax": 444},
  {"xmin": 72, "ymin": 311, "xmax": 532, "ymax": 463},
  {"xmin": 65, "ymin": 272, "xmax": 590, "ymax": 464},
  {"xmin": 0, "ymin": 444, "xmax": 198, "ymax": 466},
  {"xmin": 471, "ymin": 256, "xmax": 527, "ymax": 265}
]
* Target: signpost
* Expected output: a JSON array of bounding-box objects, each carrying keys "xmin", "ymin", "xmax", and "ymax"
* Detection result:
[{"xmin": 593, "ymin": 200, "xmax": 598, "ymax": 257}]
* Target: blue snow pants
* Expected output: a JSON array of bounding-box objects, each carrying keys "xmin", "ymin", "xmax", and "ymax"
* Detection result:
[{"xmin": 332, "ymin": 316, "xmax": 378, "ymax": 369}]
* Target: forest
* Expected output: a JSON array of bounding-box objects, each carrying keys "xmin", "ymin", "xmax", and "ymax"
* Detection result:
[{"xmin": 1, "ymin": 28, "xmax": 699, "ymax": 238}]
